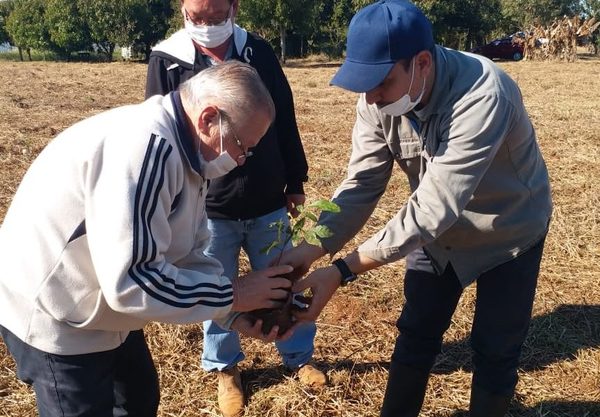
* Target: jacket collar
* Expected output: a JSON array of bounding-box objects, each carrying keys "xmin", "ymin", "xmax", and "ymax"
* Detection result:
[
  {"xmin": 151, "ymin": 25, "xmax": 249, "ymax": 67},
  {"xmin": 413, "ymin": 45, "xmax": 449, "ymax": 122},
  {"xmin": 164, "ymin": 91, "xmax": 202, "ymax": 175}
]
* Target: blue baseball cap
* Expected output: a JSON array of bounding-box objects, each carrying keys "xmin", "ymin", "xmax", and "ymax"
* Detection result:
[{"xmin": 331, "ymin": 0, "xmax": 434, "ymax": 93}]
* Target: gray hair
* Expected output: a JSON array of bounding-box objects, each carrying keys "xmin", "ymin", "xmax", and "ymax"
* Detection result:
[{"xmin": 178, "ymin": 61, "xmax": 275, "ymax": 129}]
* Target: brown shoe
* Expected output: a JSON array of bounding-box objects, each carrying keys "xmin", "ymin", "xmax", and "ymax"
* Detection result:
[
  {"xmin": 296, "ymin": 363, "xmax": 327, "ymax": 388},
  {"xmin": 217, "ymin": 366, "xmax": 245, "ymax": 417}
]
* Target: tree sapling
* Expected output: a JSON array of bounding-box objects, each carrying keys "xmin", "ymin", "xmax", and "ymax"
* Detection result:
[{"xmin": 251, "ymin": 199, "xmax": 340, "ymax": 335}]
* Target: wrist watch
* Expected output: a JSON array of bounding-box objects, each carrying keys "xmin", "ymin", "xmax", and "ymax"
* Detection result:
[{"xmin": 332, "ymin": 258, "xmax": 358, "ymax": 286}]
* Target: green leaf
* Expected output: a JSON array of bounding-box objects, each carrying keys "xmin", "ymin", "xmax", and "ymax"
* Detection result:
[
  {"xmin": 303, "ymin": 230, "xmax": 323, "ymax": 246},
  {"xmin": 304, "ymin": 212, "xmax": 318, "ymax": 222},
  {"xmin": 291, "ymin": 232, "xmax": 303, "ymax": 246},
  {"xmin": 291, "ymin": 217, "xmax": 306, "ymax": 236},
  {"xmin": 309, "ymin": 199, "xmax": 340, "ymax": 213},
  {"xmin": 267, "ymin": 221, "xmax": 281, "ymax": 229},
  {"xmin": 260, "ymin": 240, "xmax": 281, "ymax": 255},
  {"xmin": 312, "ymin": 225, "xmax": 333, "ymax": 238}
]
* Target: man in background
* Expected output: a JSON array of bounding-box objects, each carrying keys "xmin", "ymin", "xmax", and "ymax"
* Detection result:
[{"xmin": 146, "ymin": 1, "xmax": 325, "ymax": 416}]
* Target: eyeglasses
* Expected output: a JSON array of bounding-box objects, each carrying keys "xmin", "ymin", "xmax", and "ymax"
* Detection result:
[
  {"xmin": 218, "ymin": 111, "xmax": 253, "ymax": 161},
  {"xmin": 184, "ymin": 7, "xmax": 231, "ymax": 27},
  {"xmin": 230, "ymin": 128, "xmax": 253, "ymax": 161}
]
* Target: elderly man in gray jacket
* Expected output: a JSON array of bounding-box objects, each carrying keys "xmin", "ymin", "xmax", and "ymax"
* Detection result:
[{"xmin": 279, "ymin": 1, "xmax": 552, "ymax": 417}]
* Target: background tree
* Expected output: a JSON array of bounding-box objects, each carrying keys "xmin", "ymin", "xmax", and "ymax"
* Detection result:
[
  {"xmin": 5, "ymin": 0, "xmax": 49, "ymax": 60},
  {"xmin": 317, "ymin": 0, "xmax": 353, "ymax": 57},
  {"xmin": 237, "ymin": 0, "xmax": 280, "ymax": 53},
  {"xmin": 288, "ymin": 0, "xmax": 323, "ymax": 58},
  {"xmin": 581, "ymin": 0, "xmax": 600, "ymax": 54},
  {"xmin": 1, "ymin": 0, "xmax": 596, "ymax": 62},
  {"xmin": 582, "ymin": 0, "xmax": 600, "ymax": 17},
  {"xmin": 166, "ymin": 0, "xmax": 183, "ymax": 37},
  {"xmin": 0, "ymin": 0, "xmax": 14, "ymax": 46},
  {"xmin": 501, "ymin": 0, "xmax": 582, "ymax": 30},
  {"xmin": 415, "ymin": 0, "xmax": 502, "ymax": 49},
  {"xmin": 237, "ymin": 0, "xmax": 322, "ymax": 62},
  {"xmin": 130, "ymin": 0, "xmax": 173, "ymax": 60},
  {"xmin": 45, "ymin": 0, "xmax": 90, "ymax": 59},
  {"xmin": 77, "ymin": 0, "xmax": 137, "ymax": 61},
  {"xmin": 77, "ymin": 0, "xmax": 171, "ymax": 62}
]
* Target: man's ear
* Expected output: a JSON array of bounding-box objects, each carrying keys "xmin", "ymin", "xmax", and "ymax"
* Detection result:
[
  {"xmin": 415, "ymin": 50, "xmax": 433, "ymax": 75},
  {"xmin": 198, "ymin": 106, "xmax": 220, "ymax": 135},
  {"xmin": 231, "ymin": 0, "xmax": 239, "ymax": 16}
]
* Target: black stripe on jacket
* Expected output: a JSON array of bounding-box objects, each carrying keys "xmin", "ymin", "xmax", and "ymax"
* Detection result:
[{"xmin": 128, "ymin": 134, "xmax": 233, "ymax": 308}]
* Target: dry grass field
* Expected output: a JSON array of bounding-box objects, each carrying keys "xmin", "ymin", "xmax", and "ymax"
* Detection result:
[{"xmin": 0, "ymin": 54, "xmax": 599, "ymax": 417}]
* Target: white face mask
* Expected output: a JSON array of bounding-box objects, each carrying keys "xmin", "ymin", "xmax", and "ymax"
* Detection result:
[
  {"xmin": 380, "ymin": 58, "xmax": 426, "ymax": 116},
  {"xmin": 184, "ymin": 15, "xmax": 233, "ymax": 48},
  {"xmin": 202, "ymin": 114, "xmax": 238, "ymax": 180}
]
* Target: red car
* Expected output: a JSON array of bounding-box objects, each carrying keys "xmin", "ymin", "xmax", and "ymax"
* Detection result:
[{"xmin": 470, "ymin": 37, "xmax": 524, "ymax": 61}]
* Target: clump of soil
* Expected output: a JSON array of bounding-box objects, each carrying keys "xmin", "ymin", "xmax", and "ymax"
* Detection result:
[
  {"xmin": 250, "ymin": 303, "xmax": 295, "ymax": 336},
  {"xmin": 249, "ymin": 272, "xmax": 302, "ymax": 336}
]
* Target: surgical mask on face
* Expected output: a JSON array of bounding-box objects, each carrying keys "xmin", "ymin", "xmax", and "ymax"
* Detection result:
[
  {"xmin": 380, "ymin": 58, "xmax": 426, "ymax": 116},
  {"xmin": 202, "ymin": 114, "xmax": 238, "ymax": 180},
  {"xmin": 184, "ymin": 16, "xmax": 233, "ymax": 48}
]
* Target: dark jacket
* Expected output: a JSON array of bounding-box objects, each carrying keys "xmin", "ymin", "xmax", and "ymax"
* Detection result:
[{"xmin": 145, "ymin": 27, "xmax": 308, "ymax": 220}]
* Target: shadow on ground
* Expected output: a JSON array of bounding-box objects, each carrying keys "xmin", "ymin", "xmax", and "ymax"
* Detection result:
[
  {"xmin": 242, "ymin": 304, "xmax": 599, "ymax": 408},
  {"xmin": 576, "ymin": 52, "xmax": 600, "ymax": 61},
  {"xmin": 447, "ymin": 400, "xmax": 600, "ymax": 417},
  {"xmin": 433, "ymin": 304, "xmax": 600, "ymax": 374},
  {"xmin": 284, "ymin": 61, "xmax": 341, "ymax": 69},
  {"xmin": 243, "ymin": 359, "xmax": 390, "ymax": 398}
]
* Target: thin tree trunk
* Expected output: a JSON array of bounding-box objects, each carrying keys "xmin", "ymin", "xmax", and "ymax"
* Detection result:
[
  {"xmin": 279, "ymin": 25, "xmax": 286, "ymax": 63},
  {"xmin": 145, "ymin": 44, "xmax": 152, "ymax": 62},
  {"xmin": 18, "ymin": 46, "xmax": 23, "ymax": 61}
]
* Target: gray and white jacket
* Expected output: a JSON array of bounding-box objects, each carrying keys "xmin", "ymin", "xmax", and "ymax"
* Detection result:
[{"xmin": 0, "ymin": 93, "xmax": 234, "ymax": 355}]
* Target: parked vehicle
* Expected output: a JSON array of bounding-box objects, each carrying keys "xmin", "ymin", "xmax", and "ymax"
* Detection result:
[{"xmin": 470, "ymin": 36, "xmax": 524, "ymax": 61}]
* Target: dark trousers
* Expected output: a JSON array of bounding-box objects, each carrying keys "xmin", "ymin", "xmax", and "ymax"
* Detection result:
[
  {"xmin": 382, "ymin": 238, "xmax": 545, "ymax": 414},
  {"xmin": 0, "ymin": 328, "xmax": 160, "ymax": 417}
]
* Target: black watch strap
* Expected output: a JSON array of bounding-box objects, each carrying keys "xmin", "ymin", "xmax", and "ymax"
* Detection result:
[{"xmin": 332, "ymin": 258, "xmax": 357, "ymax": 286}]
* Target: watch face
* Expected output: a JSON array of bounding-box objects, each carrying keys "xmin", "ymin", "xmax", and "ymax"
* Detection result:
[{"xmin": 342, "ymin": 273, "xmax": 357, "ymax": 284}]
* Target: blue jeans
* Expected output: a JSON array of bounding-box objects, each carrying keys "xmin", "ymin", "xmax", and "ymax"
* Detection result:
[
  {"xmin": 202, "ymin": 207, "xmax": 317, "ymax": 370},
  {"xmin": 0, "ymin": 328, "xmax": 159, "ymax": 417}
]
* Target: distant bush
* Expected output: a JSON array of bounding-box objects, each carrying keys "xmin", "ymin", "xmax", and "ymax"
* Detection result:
[{"xmin": 0, "ymin": 48, "xmax": 121, "ymax": 62}]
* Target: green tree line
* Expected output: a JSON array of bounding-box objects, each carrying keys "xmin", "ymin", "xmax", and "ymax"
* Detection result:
[
  {"xmin": 0, "ymin": 0, "xmax": 173, "ymax": 61},
  {"xmin": 0, "ymin": 0, "xmax": 598, "ymax": 61}
]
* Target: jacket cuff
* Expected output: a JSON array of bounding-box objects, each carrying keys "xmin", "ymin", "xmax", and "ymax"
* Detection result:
[
  {"xmin": 213, "ymin": 312, "xmax": 242, "ymax": 331},
  {"xmin": 285, "ymin": 181, "xmax": 305, "ymax": 195}
]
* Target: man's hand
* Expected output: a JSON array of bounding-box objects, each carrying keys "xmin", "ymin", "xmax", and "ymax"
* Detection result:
[
  {"xmin": 273, "ymin": 241, "xmax": 326, "ymax": 282},
  {"xmin": 286, "ymin": 193, "xmax": 306, "ymax": 218},
  {"xmin": 231, "ymin": 314, "xmax": 296, "ymax": 343},
  {"xmin": 291, "ymin": 265, "xmax": 341, "ymax": 322},
  {"xmin": 231, "ymin": 265, "xmax": 293, "ymax": 312}
]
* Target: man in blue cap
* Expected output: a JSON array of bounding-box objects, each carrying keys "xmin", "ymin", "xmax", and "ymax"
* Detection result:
[{"xmin": 278, "ymin": 1, "xmax": 552, "ymax": 416}]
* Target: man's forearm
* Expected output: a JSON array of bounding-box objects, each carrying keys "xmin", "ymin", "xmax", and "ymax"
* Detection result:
[{"xmin": 338, "ymin": 250, "xmax": 384, "ymax": 275}]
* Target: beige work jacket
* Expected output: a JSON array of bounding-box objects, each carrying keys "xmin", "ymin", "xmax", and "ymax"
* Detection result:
[{"xmin": 320, "ymin": 46, "xmax": 552, "ymax": 287}]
